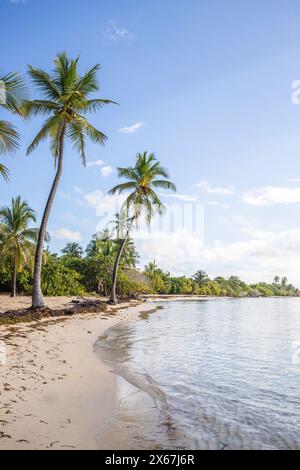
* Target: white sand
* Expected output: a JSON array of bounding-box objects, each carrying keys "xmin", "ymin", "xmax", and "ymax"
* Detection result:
[{"xmin": 0, "ymin": 297, "xmax": 150, "ymax": 450}]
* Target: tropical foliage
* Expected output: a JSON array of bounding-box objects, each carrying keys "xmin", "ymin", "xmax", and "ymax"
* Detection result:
[
  {"xmin": 0, "ymin": 197, "xmax": 38, "ymax": 297},
  {"xmin": 0, "ymin": 71, "xmax": 26, "ymax": 179}
]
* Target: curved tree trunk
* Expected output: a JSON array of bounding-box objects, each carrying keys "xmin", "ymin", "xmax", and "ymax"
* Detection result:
[
  {"xmin": 108, "ymin": 217, "xmax": 134, "ymax": 305},
  {"xmin": 31, "ymin": 126, "xmax": 66, "ymax": 308},
  {"xmin": 11, "ymin": 254, "xmax": 17, "ymax": 298}
]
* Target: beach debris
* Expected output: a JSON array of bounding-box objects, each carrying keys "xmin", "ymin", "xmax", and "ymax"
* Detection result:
[{"xmin": 49, "ymin": 440, "xmax": 59, "ymax": 448}]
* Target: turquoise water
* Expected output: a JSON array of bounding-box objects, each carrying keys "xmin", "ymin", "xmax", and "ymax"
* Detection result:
[{"xmin": 96, "ymin": 298, "xmax": 300, "ymax": 450}]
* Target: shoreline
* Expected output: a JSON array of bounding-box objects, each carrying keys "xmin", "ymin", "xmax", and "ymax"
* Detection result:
[{"xmin": 0, "ymin": 296, "xmax": 152, "ymax": 450}]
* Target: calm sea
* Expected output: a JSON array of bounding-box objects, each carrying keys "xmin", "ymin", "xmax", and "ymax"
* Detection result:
[{"xmin": 95, "ymin": 298, "xmax": 300, "ymax": 450}]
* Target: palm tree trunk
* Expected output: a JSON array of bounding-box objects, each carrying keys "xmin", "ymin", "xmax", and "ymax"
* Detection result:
[
  {"xmin": 31, "ymin": 125, "xmax": 66, "ymax": 308},
  {"xmin": 108, "ymin": 217, "xmax": 134, "ymax": 305},
  {"xmin": 11, "ymin": 254, "xmax": 17, "ymax": 298}
]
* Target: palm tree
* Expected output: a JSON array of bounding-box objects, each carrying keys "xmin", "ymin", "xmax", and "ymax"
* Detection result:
[
  {"xmin": 273, "ymin": 275, "xmax": 280, "ymax": 284},
  {"xmin": 25, "ymin": 52, "xmax": 116, "ymax": 308},
  {"xmin": 61, "ymin": 242, "xmax": 83, "ymax": 258},
  {"xmin": 0, "ymin": 71, "xmax": 27, "ymax": 180},
  {"xmin": 108, "ymin": 151, "xmax": 176, "ymax": 304},
  {"xmin": 192, "ymin": 270, "xmax": 209, "ymax": 286},
  {"xmin": 0, "ymin": 197, "xmax": 39, "ymax": 297}
]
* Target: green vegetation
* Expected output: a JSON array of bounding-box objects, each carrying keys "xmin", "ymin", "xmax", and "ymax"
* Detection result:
[
  {"xmin": 0, "ymin": 71, "xmax": 27, "ymax": 179},
  {"xmin": 0, "ymin": 227, "xmax": 298, "ymax": 299}
]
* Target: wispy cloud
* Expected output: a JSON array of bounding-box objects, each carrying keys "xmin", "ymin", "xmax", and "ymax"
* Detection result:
[
  {"xmin": 100, "ymin": 165, "xmax": 114, "ymax": 177},
  {"xmin": 194, "ymin": 180, "xmax": 234, "ymax": 195},
  {"xmin": 205, "ymin": 201, "xmax": 230, "ymax": 209},
  {"xmin": 243, "ymin": 186, "xmax": 300, "ymax": 206},
  {"xmin": 160, "ymin": 193, "xmax": 199, "ymax": 202},
  {"xmin": 118, "ymin": 122, "xmax": 145, "ymax": 134},
  {"xmin": 84, "ymin": 189, "xmax": 126, "ymax": 219},
  {"xmin": 8, "ymin": 0, "xmax": 27, "ymax": 4},
  {"xmin": 51, "ymin": 228, "xmax": 82, "ymax": 242},
  {"xmin": 86, "ymin": 159, "xmax": 104, "ymax": 167},
  {"xmin": 104, "ymin": 20, "xmax": 136, "ymax": 45}
]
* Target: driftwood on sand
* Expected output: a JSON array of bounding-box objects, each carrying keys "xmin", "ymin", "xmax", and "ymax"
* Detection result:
[{"xmin": 0, "ymin": 299, "xmax": 107, "ymax": 324}]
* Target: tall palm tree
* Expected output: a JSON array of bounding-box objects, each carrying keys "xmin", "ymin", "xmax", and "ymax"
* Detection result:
[
  {"xmin": 108, "ymin": 152, "xmax": 176, "ymax": 304},
  {"xmin": 0, "ymin": 197, "xmax": 39, "ymax": 297},
  {"xmin": 0, "ymin": 71, "xmax": 27, "ymax": 180},
  {"xmin": 61, "ymin": 242, "xmax": 83, "ymax": 258},
  {"xmin": 25, "ymin": 52, "xmax": 116, "ymax": 308}
]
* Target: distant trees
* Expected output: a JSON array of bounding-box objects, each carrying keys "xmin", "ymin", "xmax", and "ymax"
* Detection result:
[
  {"xmin": 192, "ymin": 270, "xmax": 209, "ymax": 286},
  {"xmin": 61, "ymin": 242, "xmax": 83, "ymax": 259}
]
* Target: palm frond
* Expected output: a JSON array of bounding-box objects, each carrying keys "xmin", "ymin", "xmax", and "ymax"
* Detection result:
[
  {"xmin": 23, "ymin": 100, "xmax": 60, "ymax": 118},
  {"xmin": 151, "ymin": 179, "xmax": 177, "ymax": 191},
  {"xmin": 26, "ymin": 115, "xmax": 62, "ymax": 155},
  {"xmin": 81, "ymin": 98, "xmax": 118, "ymax": 113},
  {"xmin": 28, "ymin": 66, "xmax": 60, "ymax": 100},
  {"xmin": 0, "ymin": 119, "xmax": 19, "ymax": 154},
  {"xmin": 0, "ymin": 162, "xmax": 9, "ymax": 181},
  {"xmin": 67, "ymin": 122, "xmax": 86, "ymax": 165}
]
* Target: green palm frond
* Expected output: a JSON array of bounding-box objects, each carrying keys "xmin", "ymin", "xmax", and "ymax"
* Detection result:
[
  {"xmin": 68, "ymin": 122, "xmax": 86, "ymax": 165},
  {"xmin": 0, "ymin": 119, "xmax": 19, "ymax": 154},
  {"xmin": 109, "ymin": 152, "xmax": 176, "ymax": 226},
  {"xmin": 26, "ymin": 53, "xmax": 114, "ymax": 163},
  {"xmin": 151, "ymin": 179, "xmax": 177, "ymax": 191},
  {"xmin": 0, "ymin": 162, "xmax": 9, "ymax": 181},
  {"xmin": 28, "ymin": 66, "xmax": 60, "ymax": 100},
  {"xmin": 0, "ymin": 71, "xmax": 27, "ymax": 115},
  {"xmin": 26, "ymin": 115, "xmax": 63, "ymax": 155}
]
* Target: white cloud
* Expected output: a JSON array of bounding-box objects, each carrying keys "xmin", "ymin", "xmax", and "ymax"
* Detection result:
[
  {"xmin": 160, "ymin": 193, "xmax": 199, "ymax": 202},
  {"xmin": 194, "ymin": 180, "xmax": 234, "ymax": 195},
  {"xmin": 118, "ymin": 122, "xmax": 145, "ymax": 134},
  {"xmin": 51, "ymin": 228, "xmax": 82, "ymax": 242},
  {"xmin": 84, "ymin": 189, "xmax": 126, "ymax": 216},
  {"xmin": 100, "ymin": 165, "xmax": 114, "ymax": 177},
  {"xmin": 205, "ymin": 201, "xmax": 230, "ymax": 209},
  {"xmin": 104, "ymin": 20, "xmax": 136, "ymax": 44},
  {"xmin": 290, "ymin": 178, "xmax": 300, "ymax": 182},
  {"xmin": 136, "ymin": 227, "xmax": 300, "ymax": 285},
  {"xmin": 86, "ymin": 159, "xmax": 104, "ymax": 167},
  {"xmin": 9, "ymin": 0, "xmax": 26, "ymax": 4},
  {"xmin": 243, "ymin": 186, "xmax": 300, "ymax": 206}
]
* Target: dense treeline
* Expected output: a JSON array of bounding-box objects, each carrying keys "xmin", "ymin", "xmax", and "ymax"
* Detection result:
[{"xmin": 0, "ymin": 236, "xmax": 298, "ymax": 298}]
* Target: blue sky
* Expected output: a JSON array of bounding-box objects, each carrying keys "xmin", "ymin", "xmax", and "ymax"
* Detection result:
[{"xmin": 2, "ymin": 0, "xmax": 300, "ymax": 283}]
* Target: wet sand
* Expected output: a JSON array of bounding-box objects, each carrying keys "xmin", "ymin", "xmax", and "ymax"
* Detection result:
[{"xmin": 0, "ymin": 296, "xmax": 151, "ymax": 450}]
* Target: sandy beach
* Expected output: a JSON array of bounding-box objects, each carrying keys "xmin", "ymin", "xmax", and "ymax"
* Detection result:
[{"xmin": 0, "ymin": 295, "xmax": 150, "ymax": 450}]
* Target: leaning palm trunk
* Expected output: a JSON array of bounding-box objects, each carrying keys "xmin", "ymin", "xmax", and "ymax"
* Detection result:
[
  {"xmin": 108, "ymin": 217, "xmax": 134, "ymax": 304},
  {"xmin": 32, "ymin": 126, "xmax": 66, "ymax": 308},
  {"xmin": 11, "ymin": 253, "xmax": 17, "ymax": 298}
]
